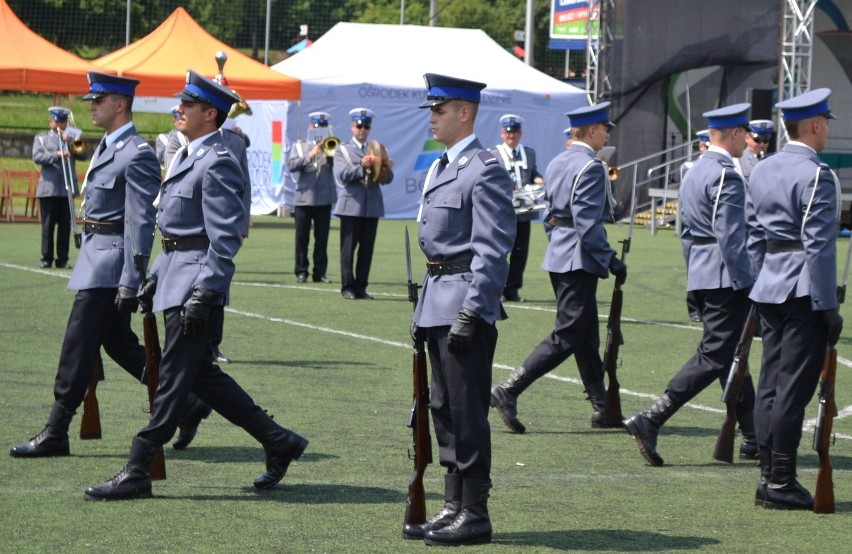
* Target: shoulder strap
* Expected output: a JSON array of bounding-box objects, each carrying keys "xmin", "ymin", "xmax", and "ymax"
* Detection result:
[
  {"xmin": 801, "ymin": 165, "xmax": 828, "ymax": 240},
  {"xmin": 711, "ymin": 168, "xmax": 726, "ymax": 228},
  {"xmin": 340, "ymin": 144, "xmax": 354, "ymax": 166},
  {"xmin": 569, "ymin": 159, "xmax": 597, "ymax": 214}
]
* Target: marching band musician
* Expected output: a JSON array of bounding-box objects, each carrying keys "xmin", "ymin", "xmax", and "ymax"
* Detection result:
[
  {"xmin": 491, "ymin": 102, "xmax": 627, "ymax": 434},
  {"xmin": 333, "ymin": 107, "xmax": 394, "ymax": 300},
  {"xmin": 288, "ymin": 111, "xmax": 337, "ymax": 284},
  {"xmin": 32, "ymin": 106, "xmax": 90, "ymax": 269},
  {"xmin": 735, "ymin": 119, "xmax": 774, "ymax": 180},
  {"xmin": 490, "ymin": 114, "xmax": 544, "ymax": 303}
]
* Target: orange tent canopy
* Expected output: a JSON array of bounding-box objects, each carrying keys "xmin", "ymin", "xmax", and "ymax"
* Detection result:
[
  {"xmin": 93, "ymin": 7, "xmax": 300, "ymax": 100},
  {"xmin": 0, "ymin": 0, "xmax": 101, "ymax": 94}
]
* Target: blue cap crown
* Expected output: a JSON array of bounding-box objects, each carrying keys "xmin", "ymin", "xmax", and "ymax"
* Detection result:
[
  {"xmin": 776, "ymin": 88, "xmax": 836, "ymax": 121},
  {"xmin": 703, "ymin": 103, "xmax": 750, "ymax": 129},
  {"xmin": 696, "ymin": 129, "xmax": 710, "ymax": 142},
  {"xmin": 419, "ymin": 73, "xmax": 487, "ymax": 108},
  {"xmin": 563, "ymin": 127, "xmax": 573, "ymax": 139},
  {"xmin": 83, "ymin": 72, "xmax": 140, "ymax": 100},
  {"xmin": 566, "ymin": 102, "xmax": 614, "ymax": 129},
  {"xmin": 48, "ymin": 106, "xmax": 70, "ymax": 121},
  {"xmin": 174, "ymin": 69, "xmax": 237, "ymax": 113},
  {"xmin": 309, "ymin": 111, "xmax": 331, "ymax": 127}
]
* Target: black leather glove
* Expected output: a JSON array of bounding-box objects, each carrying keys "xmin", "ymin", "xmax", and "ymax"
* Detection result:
[
  {"xmin": 137, "ymin": 277, "xmax": 157, "ymax": 314},
  {"xmin": 822, "ymin": 308, "xmax": 843, "ymax": 346},
  {"xmin": 115, "ymin": 285, "xmax": 139, "ymax": 316},
  {"xmin": 181, "ymin": 287, "xmax": 221, "ymax": 339},
  {"xmin": 448, "ymin": 308, "xmax": 483, "ymax": 355},
  {"xmin": 609, "ymin": 255, "xmax": 627, "ymax": 286}
]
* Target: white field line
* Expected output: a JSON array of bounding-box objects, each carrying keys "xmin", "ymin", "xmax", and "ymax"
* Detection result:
[{"xmin": 4, "ymin": 262, "xmax": 850, "ymax": 439}]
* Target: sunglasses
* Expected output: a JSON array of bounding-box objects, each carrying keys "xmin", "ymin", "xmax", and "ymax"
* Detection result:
[
  {"xmin": 754, "ymin": 138, "xmax": 770, "ymax": 144},
  {"xmin": 355, "ymin": 124, "xmax": 371, "ymax": 129}
]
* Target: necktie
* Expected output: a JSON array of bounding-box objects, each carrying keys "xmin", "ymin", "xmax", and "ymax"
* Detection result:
[
  {"xmin": 436, "ymin": 152, "xmax": 449, "ymax": 177},
  {"xmin": 512, "ymin": 149, "xmax": 520, "ymax": 160},
  {"xmin": 98, "ymin": 139, "xmax": 107, "ymax": 157}
]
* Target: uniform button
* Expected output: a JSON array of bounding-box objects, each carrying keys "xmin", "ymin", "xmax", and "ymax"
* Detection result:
[
  {"xmin": 426, "ymin": 198, "xmax": 431, "ymax": 204},
  {"xmin": 422, "ymin": 219, "xmax": 426, "ymax": 224}
]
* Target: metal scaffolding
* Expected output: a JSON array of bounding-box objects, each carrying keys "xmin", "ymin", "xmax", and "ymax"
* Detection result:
[
  {"xmin": 585, "ymin": 0, "xmax": 614, "ymax": 103},
  {"xmin": 776, "ymin": 0, "xmax": 817, "ymax": 146}
]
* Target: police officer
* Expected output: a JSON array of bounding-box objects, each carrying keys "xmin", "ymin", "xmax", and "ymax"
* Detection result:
[
  {"xmin": 403, "ymin": 73, "xmax": 515, "ymax": 546},
  {"xmin": 32, "ymin": 106, "xmax": 90, "ymax": 269},
  {"xmin": 736, "ymin": 119, "xmax": 773, "ymax": 179},
  {"xmin": 156, "ymin": 105, "xmax": 181, "ymax": 168},
  {"xmin": 333, "ymin": 107, "xmax": 394, "ymax": 299},
  {"xmin": 490, "ymin": 114, "xmax": 544, "ymax": 303},
  {"xmin": 681, "ymin": 129, "xmax": 710, "ymax": 323},
  {"xmin": 563, "ymin": 126, "xmax": 573, "ymax": 149},
  {"xmin": 289, "ymin": 111, "xmax": 336, "ymax": 284},
  {"xmin": 624, "ymin": 103, "xmax": 757, "ymax": 466},
  {"xmin": 747, "ymin": 89, "xmax": 842, "ymax": 510},
  {"xmin": 490, "ymin": 102, "xmax": 626, "ymax": 434},
  {"xmin": 84, "ymin": 70, "xmax": 308, "ymax": 501},
  {"xmin": 10, "ymin": 73, "xmax": 162, "ymax": 458}
]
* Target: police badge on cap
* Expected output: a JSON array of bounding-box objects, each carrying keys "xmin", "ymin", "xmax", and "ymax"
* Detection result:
[{"xmin": 500, "ymin": 114, "xmax": 523, "ymax": 131}]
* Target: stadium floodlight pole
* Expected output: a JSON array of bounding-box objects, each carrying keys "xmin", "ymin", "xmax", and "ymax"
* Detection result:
[
  {"xmin": 125, "ymin": 0, "xmax": 130, "ymax": 46},
  {"xmin": 524, "ymin": 0, "xmax": 533, "ymax": 66},
  {"xmin": 264, "ymin": 0, "xmax": 271, "ymax": 65},
  {"xmin": 430, "ymin": 0, "xmax": 437, "ymax": 26}
]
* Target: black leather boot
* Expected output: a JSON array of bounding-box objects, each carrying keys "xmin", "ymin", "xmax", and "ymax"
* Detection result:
[
  {"xmin": 245, "ymin": 410, "xmax": 308, "ymax": 490},
  {"xmin": 10, "ymin": 403, "xmax": 74, "ymax": 458},
  {"xmin": 754, "ymin": 447, "xmax": 771, "ymax": 506},
  {"xmin": 490, "ymin": 367, "xmax": 537, "ymax": 434},
  {"xmin": 84, "ymin": 437, "xmax": 156, "ymax": 501},
  {"xmin": 587, "ymin": 381, "xmax": 622, "ymax": 429},
  {"xmin": 764, "ymin": 451, "xmax": 813, "ymax": 510},
  {"xmin": 623, "ymin": 394, "xmax": 677, "ymax": 467},
  {"xmin": 172, "ymin": 396, "xmax": 213, "ymax": 450},
  {"xmin": 402, "ymin": 473, "xmax": 462, "ymax": 540},
  {"xmin": 425, "ymin": 478, "xmax": 492, "ymax": 546}
]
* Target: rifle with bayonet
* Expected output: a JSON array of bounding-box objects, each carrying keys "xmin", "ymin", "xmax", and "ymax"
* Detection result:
[
  {"xmin": 402, "ymin": 226, "xmax": 432, "ymax": 538},
  {"xmin": 600, "ymin": 168, "xmax": 634, "ymax": 426},
  {"xmin": 79, "ymin": 352, "xmax": 105, "ymax": 439},
  {"xmin": 812, "ymin": 234, "xmax": 852, "ymax": 513},
  {"xmin": 712, "ymin": 304, "xmax": 759, "ymax": 463}
]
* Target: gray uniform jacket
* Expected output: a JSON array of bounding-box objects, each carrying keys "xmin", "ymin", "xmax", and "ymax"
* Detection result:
[
  {"xmin": 333, "ymin": 140, "xmax": 394, "ymax": 218},
  {"xmin": 738, "ymin": 150, "xmax": 761, "ymax": 179},
  {"xmin": 32, "ymin": 130, "xmax": 89, "ymax": 197},
  {"xmin": 489, "ymin": 143, "xmax": 543, "ymax": 223},
  {"xmin": 679, "ymin": 150, "xmax": 753, "ymax": 292},
  {"xmin": 288, "ymin": 140, "xmax": 337, "ymax": 207},
  {"xmin": 542, "ymin": 143, "xmax": 615, "ymax": 277},
  {"xmin": 67, "ymin": 126, "xmax": 160, "ymax": 292},
  {"xmin": 413, "ymin": 139, "xmax": 516, "ymax": 327},
  {"xmin": 151, "ymin": 133, "xmax": 246, "ymax": 312},
  {"xmin": 746, "ymin": 143, "xmax": 838, "ymax": 311},
  {"xmin": 165, "ymin": 128, "xmax": 251, "ymax": 237}
]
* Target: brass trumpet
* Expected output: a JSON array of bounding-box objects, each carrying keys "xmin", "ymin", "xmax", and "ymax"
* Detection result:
[
  {"xmin": 64, "ymin": 109, "xmax": 88, "ymax": 156},
  {"xmin": 608, "ymin": 166, "xmax": 619, "ymax": 180},
  {"xmin": 321, "ymin": 136, "xmax": 340, "ymax": 157}
]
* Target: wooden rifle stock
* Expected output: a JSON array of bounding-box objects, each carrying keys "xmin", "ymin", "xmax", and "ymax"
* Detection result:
[
  {"xmin": 813, "ymin": 345, "xmax": 837, "ymax": 514},
  {"xmin": 79, "ymin": 352, "xmax": 105, "ymax": 439},
  {"xmin": 143, "ymin": 311, "xmax": 167, "ymax": 480},
  {"xmin": 402, "ymin": 226, "xmax": 432, "ymax": 534},
  {"xmin": 602, "ymin": 285, "xmax": 624, "ymax": 425},
  {"xmin": 712, "ymin": 306, "xmax": 758, "ymax": 463}
]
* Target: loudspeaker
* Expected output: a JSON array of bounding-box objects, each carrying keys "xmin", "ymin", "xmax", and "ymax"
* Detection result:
[{"xmin": 750, "ymin": 89, "xmax": 774, "ymax": 120}]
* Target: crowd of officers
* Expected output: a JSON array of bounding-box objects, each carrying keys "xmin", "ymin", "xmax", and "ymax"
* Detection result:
[{"xmin": 10, "ymin": 66, "xmax": 843, "ymax": 546}]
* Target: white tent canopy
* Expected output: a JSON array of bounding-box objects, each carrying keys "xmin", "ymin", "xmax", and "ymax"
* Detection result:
[{"xmin": 272, "ymin": 22, "xmax": 590, "ymax": 219}]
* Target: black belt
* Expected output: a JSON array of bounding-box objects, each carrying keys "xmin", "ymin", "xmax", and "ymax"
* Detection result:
[
  {"xmin": 766, "ymin": 240, "xmax": 804, "ymax": 253},
  {"xmin": 426, "ymin": 259, "xmax": 471, "ymax": 277},
  {"xmin": 83, "ymin": 219, "xmax": 123, "ymax": 234},
  {"xmin": 547, "ymin": 216, "xmax": 573, "ymax": 228},
  {"xmin": 161, "ymin": 235, "xmax": 210, "ymax": 253},
  {"xmin": 693, "ymin": 236, "xmax": 717, "ymax": 245}
]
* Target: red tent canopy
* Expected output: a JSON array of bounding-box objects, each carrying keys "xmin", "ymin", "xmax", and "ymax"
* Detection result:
[
  {"xmin": 0, "ymin": 0, "xmax": 101, "ymax": 94},
  {"xmin": 93, "ymin": 8, "xmax": 300, "ymax": 100}
]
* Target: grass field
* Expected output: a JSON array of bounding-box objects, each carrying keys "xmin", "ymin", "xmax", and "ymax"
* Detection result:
[{"xmin": 1, "ymin": 217, "xmax": 851, "ymax": 553}]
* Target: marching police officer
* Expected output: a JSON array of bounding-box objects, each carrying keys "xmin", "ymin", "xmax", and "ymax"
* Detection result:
[
  {"xmin": 403, "ymin": 73, "xmax": 515, "ymax": 546},
  {"xmin": 490, "ymin": 114, "xmax": 544, "ymax": 303},
  {"xmin": 736, "ymin": 119, "xmax": 774, "ymax": 179},
  {"xmin": 84, "ymin": 70, "xmax": 308, "ymax": 501},
  {"xmin": 747, "ymin": 89, "xmax": 842, "ymax": 510},
  {"xmin": 10, "ymin": 73, "xmax": 162, "ymax": 458},
  {"xmin": 491, "ymin": 102, "xmax": 626, "ymax": 434},
  {"xmin": 624, "ymin": 103, "xmax": 757, "ymax": 466},
  {"xmin": 333, "ymin": 107, "xmax": 394, "ymax": 299},
  {"xmin": 32, "ymin": 106, "xmax": 90, "ymax": 269},
  {"xmin": 289, "ymin": 111, "xmax": 336, "ymax": 284}
]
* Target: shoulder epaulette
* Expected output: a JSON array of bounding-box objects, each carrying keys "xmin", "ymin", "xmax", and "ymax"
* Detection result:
[{"xmin": 477, "ymin": 150, "xmax": 498, "ymax": 165}]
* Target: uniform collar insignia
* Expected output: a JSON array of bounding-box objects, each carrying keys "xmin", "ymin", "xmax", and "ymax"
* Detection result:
[
  {"xmin": 196, "ymin": 147, "xmax": 205, "ymax": 157},
  {"xmin": 115, "ymin": 140, "xmax": 124, "ymax": 149},
  {"xmin": 458, "ymin": 155, "xmax": 469, "ymax": 167}
]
